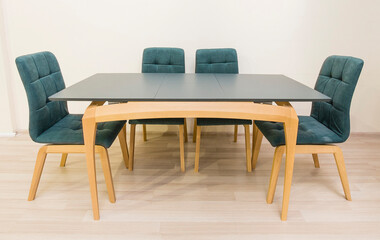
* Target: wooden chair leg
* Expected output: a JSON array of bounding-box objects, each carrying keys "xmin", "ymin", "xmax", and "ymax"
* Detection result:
[
  {"xmin": 194, "ymin": 126, "xmax": 201, "ymax": 172},
  {"xmin": 193, "ymin": 119, "xmax": 197, "ymax": 143},
  {"xmin": 129, "ymin": 124, "xmax": 136, "ymax": 171},
  {"xmin": 184, "ymin": 119, "xmax": 188, "ymax": 143},
  {"xmin": 244, "ymin": 125, "xmax": 252, "ymax": 172},
  {"xmin": 312, "ymin": 154, "xmax": 320, "ymax": 168},
  {"xmin": 234, "ymin": 125, "xmax": 238, "ymax": 142},
  {"xmin": 179, "ymin": 125, "xmax": 185, "ymax": 172},
  {"xmin": 267, "ymin": 146, "xmax": 285, "ymax": 204},
  {"xmin": 333, "ymin": 147, "xmax": 352, "ymax": 201},
  {"xmin": 118, "ymin": 124, "xmax": 129, "ymax": 168},
  {"xmin": 28, "ymin": 146, "xmax": 48, "ymax": 201},
  {"xmin": 251, "ymin": 124, "xmax": 263, "ymax": 170},
  {"xmin": 60, "ymin": 153, "xmax": 68, "ymax": 167},
  {"xmin": 142, "ymin": 124, "xmax": 147, "ymax": 141},
  {"xmin": 98, "ymin": 147, "xmax": 116, "ymax": 203}
]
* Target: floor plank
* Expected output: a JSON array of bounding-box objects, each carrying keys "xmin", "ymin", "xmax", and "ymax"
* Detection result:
[{"xmin": 0, "ymin": 130, "xmax": 379, "ymax": 239}]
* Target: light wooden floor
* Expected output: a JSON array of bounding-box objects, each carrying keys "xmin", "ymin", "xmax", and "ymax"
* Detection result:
[{"xmin": 1, "ymin": 129, "xmax": 380, "ymax": 240}]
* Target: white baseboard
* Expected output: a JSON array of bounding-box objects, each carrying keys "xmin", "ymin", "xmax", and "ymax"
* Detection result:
[{"xmin": 0, "ymin": 132, "xmax": 16, "ymax": 137}]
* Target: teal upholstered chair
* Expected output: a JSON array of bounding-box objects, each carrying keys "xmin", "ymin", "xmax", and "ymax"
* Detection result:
[
  {"xmin": 253, "ymin": 55, "xmax": 364, "ymax": 204},
  {"xmin": 128, "ymin": 47, "xmax": 187, "ymax": 172},
  {"xmin": 16, "ymin": 51, "xmax": 129, "ymax": 203},
  {"xmin": 193, "ymin": 48, "xmax": 252, "ymax": 172}
]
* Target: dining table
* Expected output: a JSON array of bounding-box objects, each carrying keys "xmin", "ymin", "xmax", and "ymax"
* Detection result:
[{"xmin": 49, "ymin": 73, "xmax": 330, "ymax": 221}]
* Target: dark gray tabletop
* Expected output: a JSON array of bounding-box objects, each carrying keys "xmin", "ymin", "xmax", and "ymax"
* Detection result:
[{"xmin": 49, "ymin": 73, "xmax": 331, "ymax": 102}]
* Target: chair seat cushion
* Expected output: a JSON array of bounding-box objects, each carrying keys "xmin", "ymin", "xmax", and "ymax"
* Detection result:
[
  {"xmin": 35, "ymin": 114, "xmax": 125, "ymax": 148},
  {"xmin": 129, "ymin": 118, "xmax": 185, "ymax": 125},
  {"xmin": 197, "ymin": 118, "xmax": 252, "ymax": 126},
  {"xmin": 255, "ymin": 116, "xmax": 344, "ymax": 147}
]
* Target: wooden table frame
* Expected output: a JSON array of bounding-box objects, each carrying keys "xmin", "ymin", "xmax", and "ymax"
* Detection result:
[{"xmin": 82, "ymin": 101, "xmax": 299, "ymax": 221}]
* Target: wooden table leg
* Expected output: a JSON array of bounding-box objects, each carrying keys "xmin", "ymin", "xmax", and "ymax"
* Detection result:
[
  {"xmin": 244, "ymin": 125, "xmax": 252, "ymax": 172},
  {"xmin": 82, "ymin": 101, "xmax": 104, "ymax": 220},
  {"xmin": 280, "ymin": 104, "xmax": 299, "ymax": 221},
  {"xmin": 179, "ymin": 125, "xmax": 185, "ymax": 172}
]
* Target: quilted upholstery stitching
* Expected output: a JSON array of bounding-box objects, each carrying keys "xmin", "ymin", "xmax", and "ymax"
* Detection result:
[
  {"xmin": 144, "ymin": 63, "xmax": 183, "ymax": 67},
  {"xmin": 257, "ymin": 55, "xmax": 363, "ymax": 147},
  {"xmin": 16, "ymin": 52, "xmax": 125, "ymax": 147},
  {"xmin": 30, "ymin": 57, "xmax": 40, "ymax": 83},
  {"xmin": 35, "ymin": 114, "xmax": 125, "ymax": 148},
  {"xmin": 327, "ymin": 80, "xmax": 342, "ymax": 127},
  {"xmin": 16, "ymin": 52, "xmax": 69, "ymax": 141},
  {"xmin": 195, "ymin": 48, "xmax": 239, "ymax": 74},
  {"xmin": 311, "ymin": 56, "xmax": 363, "ymax": 141},
  {"xmin": 43, "ymin": 53, "xmax": 51, "ymax": 76},
  {"xmin": 341, "ymin": 58, "xmax": 349, "ymax": 82},
  {"xmin": 142, "ymin": 48, "xmax": 185, "ymax": 72}
]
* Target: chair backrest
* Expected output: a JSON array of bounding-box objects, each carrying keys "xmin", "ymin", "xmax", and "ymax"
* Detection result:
[
  {"xmin": 195, "ymin": 48, "xmax": 239, "ymax": 73},
  {"xmin": 142, "ymin": 47, "xmax": 185, "ymax": 73},
  {"xmin": 311, "ymin": 55, "xmax": 364, "ymax": 141},
  {"xmin": 15, "ymin": 51, "xmax": 68, "ymax": 142}
]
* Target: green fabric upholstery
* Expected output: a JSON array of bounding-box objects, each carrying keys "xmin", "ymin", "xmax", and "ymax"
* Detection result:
[
  {"xmin": 256, "ymin": 55, "xmax": 364, "ymax": 147},
  {"xmin": 255, "ymin": 116, "xmax": 343, "ymax": 147},
  {"xmin": 197, "ymin": 118, "xmax": 251, "ymax": 126},
  {"xmin": 15, "ymin": 51, "xmax": 68, "ymax": 141},
  {"xmin": 129, "ymin": 118, "xmax": 184, "ymax": 125},
  {"xmin": 310, "ymin": 56, "xmax": 364, "ymax": 142},
  {"xmin": 36, "ymin": 114, "xmax": 124, "ymax": 148},
  {"xmin": 195, "ymin": 48, "xmax": 251, "ymax": 126},
  {"xmin": 16, "ymin": 51, "xmax": 125, "ymax": 148},
  {"xmin": 142, "ymin": 47, "xmax": 185, "ymax": 73},
  {"xmin": 131, "ymin": 47, "xmax": 186, "ymax": 126},
  {"xmin": 196, "ymin": 48, "xmax": 239, "ymax": 74}
]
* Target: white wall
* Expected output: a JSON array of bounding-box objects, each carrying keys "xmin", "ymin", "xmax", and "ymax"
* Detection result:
[
  {"xmin": 0, "ymin": 49, "xmax": 14, "ymax": 135},
  {"xmin": 1, "ymin": 0, "xmax": 380, "ymax": 132},
  {"xmin": 0, "ymin": 0, "xmax": 14, "ymax": 135}
]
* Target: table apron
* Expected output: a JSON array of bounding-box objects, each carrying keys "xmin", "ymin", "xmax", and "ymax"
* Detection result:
[{"xmin": 87, "ymin": 101, "xmax": 296, "ymax": 123}]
